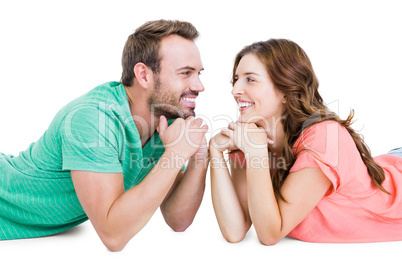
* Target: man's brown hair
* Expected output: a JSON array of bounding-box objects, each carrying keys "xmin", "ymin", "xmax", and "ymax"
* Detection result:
[{"xmin": 121, "ymin": 19, "xmax": 199, "ymax": 87}]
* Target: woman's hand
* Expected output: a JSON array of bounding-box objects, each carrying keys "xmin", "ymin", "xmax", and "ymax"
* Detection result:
[
  {"xmin": 221, "ymin": 122, "xmax": 273, "ymax": 156},
  {"xmin": 209, "ymin": 132, "xmax": 238, "ymax": 154}
]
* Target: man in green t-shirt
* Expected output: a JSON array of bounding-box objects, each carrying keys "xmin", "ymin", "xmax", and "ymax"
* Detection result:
[{"xmin": 0, "ymin": 20, "xmax": 209, "ymax": 251}]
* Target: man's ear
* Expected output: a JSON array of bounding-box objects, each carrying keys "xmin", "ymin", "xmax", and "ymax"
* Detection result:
[{"xmin": 133, "ymin": 62, "xmax": 152, "ymax": 88}]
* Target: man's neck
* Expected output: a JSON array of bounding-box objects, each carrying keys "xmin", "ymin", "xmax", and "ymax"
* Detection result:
[{"xmin": 124, "ymin": 85, "xmax": 158, "ymax": 148}]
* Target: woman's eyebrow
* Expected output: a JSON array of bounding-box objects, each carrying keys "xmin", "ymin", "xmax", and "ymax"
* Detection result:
[{"xmin": 243, "ymin": 72, "xmax": 260, "ymax": 76}]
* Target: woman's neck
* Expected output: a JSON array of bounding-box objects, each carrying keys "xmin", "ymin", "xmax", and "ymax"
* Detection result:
[{"xmin": 257, "ymin": 117, "xmax": 286, "ymax": 156}]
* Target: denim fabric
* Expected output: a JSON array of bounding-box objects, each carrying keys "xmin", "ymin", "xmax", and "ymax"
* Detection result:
[{"xmin": 387, "ymin": 147, "xmax": 402, "ymax": 158}]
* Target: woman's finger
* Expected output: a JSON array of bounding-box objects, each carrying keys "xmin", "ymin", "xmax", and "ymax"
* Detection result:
[
  {"xmin": 221, "ymin": 128, "xmax": 233, "ymax": 137},
  {"xmin": 256, "ymin": 126, "xmax": 275, "ymax": 145},
  {"xmin": 228, "ymin": 122, "xmax": 235, "ymax": 131}
]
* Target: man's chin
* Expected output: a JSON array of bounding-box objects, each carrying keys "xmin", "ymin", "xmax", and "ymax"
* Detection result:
[
  {"xmin": 182, "ymin": 108, "xmax": 195, "ymax": 119},
  {"xmin": 168, "ymin": 111, "xmax": 195, "ymax": 120},
  {"xmin": 153, "ymin": 108, "xmax": 195, "ymax": 120}
]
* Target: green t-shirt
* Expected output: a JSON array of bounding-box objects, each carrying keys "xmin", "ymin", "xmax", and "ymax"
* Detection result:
[{"xmin": 0, "ymin": 81, "xmax": 174, "ymax": 240}]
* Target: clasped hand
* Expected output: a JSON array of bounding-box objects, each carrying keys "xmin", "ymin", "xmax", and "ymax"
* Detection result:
[
  {"xmin": 157, "ymin": 115, "xmax": 209, "ymax": 160},
  {"xmin": 211, "ymin": 122, "xmax": 273, "ymax": 156}
]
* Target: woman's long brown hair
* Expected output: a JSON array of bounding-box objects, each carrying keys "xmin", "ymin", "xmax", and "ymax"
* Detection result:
[{"xmin": 232, "ymin": 39, "xmax": 388, "ymax": 200}]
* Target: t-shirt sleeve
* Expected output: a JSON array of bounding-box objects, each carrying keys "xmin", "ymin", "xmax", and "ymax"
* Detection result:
[
  {"xmin": 59, "ymin": 103, "xmax": 123, "ymax": 173},
  {"xmin": 228, "ymin": 150, "xmax": 247, "ymax": 168},
  {"xmin": 289, "ymin": 121, "xmax": 342, "ymax": 192}
]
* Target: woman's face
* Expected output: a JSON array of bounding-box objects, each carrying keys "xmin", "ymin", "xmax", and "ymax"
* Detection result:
[{"xmin": 232, "ymin": 53, "xmax": 285, "ymax": 127}]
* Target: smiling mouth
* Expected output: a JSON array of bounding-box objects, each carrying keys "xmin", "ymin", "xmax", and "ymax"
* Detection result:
[
  {"xmin": 238, "ymin": 101, "xmax": 255, "ymax": 109},
  {"xmin": 182, "ymin": 97, "xmax": 196, "ymax": 103},
  {"xmin": 181, "ymin": 96, "xmax": 197, "ymax": 109}
]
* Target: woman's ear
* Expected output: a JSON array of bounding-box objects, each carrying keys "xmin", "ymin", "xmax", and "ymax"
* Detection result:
[
  {"xmin": 133, "ymin": 62, "xmax": 151, "ymax": 88},
  {"xmin": 282, "ymin": 95, "xmax": 287, "ymax": 104}
]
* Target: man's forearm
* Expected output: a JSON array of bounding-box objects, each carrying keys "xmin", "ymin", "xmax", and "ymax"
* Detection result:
[
  {"xmin": 161, "ymin": 155, "xmax": 209, "ymax": 231},
  {"xmin": 100, "ymin": 151, "xmax": 185, "ymax": 250}
]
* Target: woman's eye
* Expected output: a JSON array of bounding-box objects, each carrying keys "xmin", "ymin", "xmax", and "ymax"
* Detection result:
[{"xmin": 247, "ymin": 77, "xmax": 255, "ymax": 82}]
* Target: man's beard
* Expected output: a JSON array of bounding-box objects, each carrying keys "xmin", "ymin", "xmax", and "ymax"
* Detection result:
[{"xmin": 148, "ymin": 76, "xmax": 196, "ymax": 120}]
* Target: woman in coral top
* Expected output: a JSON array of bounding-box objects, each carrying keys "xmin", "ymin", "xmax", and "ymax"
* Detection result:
[{"xmin": 209, "ymin": 38, "xmax": 402, "ymax": 245}]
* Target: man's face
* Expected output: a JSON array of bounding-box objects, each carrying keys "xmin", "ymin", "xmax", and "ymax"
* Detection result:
[{"xmin": 148, "ymin": 35, "xmax": 204, "ymax": 120}]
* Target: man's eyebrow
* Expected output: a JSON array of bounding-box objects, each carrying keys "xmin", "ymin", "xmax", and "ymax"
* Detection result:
[{"xmin": 177, "ymin": 66, "xmax": 204, "ymax": 72}]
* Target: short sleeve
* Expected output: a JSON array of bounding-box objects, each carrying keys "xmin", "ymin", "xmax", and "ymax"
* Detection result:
[
  {"xmin": 60, "ymin": 103, "xmax": 124, "ymax": 173},
  {"xmin": 289, "ymin": 121, "xmax": 342, "ymax": 192},
  {"xmin": 290, "ymin": 150, "xmax": 340, "ymax": 193},
  {"xmin": 228, "ymin": 150, "xmax": 247, "ymax": 168}
]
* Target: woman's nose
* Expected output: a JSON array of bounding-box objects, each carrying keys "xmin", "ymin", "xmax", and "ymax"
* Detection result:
[{"xmin": 231, "ymin": 82, "xmax": 244, "ymax": 97}]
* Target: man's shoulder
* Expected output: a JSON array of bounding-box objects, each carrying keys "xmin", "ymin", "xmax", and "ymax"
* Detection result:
[
  {"xmin": 58, "ymin": 81, "xmax": 125, "ymax": 115},
  {"xmin": 80, "ymin": 81, "xmax": 124, "ymax": 104},
  {"xmin": 49, "ymin": 82, "xmax": 128, "ymax": 134}
]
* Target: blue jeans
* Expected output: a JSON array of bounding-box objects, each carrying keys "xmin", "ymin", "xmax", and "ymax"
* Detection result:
[{"xmin": 388, "ymin": 148, "xmax": 402, "ymax": 158}]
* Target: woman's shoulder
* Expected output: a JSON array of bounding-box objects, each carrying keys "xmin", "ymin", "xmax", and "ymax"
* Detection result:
[
  {"xmin": 300, "ymin": 120, "xmax": 345, "ymax": 136},
  {"xmin": 293, "ymin": 120, "xmax": 350, "ymax": 155}
]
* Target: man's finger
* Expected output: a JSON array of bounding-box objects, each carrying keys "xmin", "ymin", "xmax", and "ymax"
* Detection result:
[{"xmin": 157, "ymin": 115, "xmax": 168, "ymax": 134}]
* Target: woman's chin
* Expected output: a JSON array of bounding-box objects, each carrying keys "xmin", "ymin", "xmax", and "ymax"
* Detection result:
[
  {"xmin": 237, "ymin": 116, "xmax": 246, "ymax": 123},
  {"xmin": 237, "ymin": 116, "xmax": 256, "ymax": 124},
  {"xmin": 237, "ymin": 113, "xmax": 271, "ymax": 126}
]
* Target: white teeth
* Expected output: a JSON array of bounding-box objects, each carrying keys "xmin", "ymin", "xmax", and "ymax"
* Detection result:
[
  {"xmin": 239, "ymin": 102, "xmax": 254, "ymax": 108},
  {"xmin": 182, "ymin": 97, "xmax": 196, "ymax": 103}
]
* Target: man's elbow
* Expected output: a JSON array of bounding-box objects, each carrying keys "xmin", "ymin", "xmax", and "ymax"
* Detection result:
[
  {"xmin": 104, "ymin": 240, "xmax": 125, "ymax": 252},
  {"xmin": 168, "ymin": 219, "xmax": 193, "ymax": 232},
  {"xmin": 99, "ymin": 232, "xmax": 130, "ymax": 252}
]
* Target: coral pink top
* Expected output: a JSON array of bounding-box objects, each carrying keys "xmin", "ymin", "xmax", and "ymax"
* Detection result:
[{"xmin": 229, "ymin": 120, "xmax": 402, "ymax": 243}]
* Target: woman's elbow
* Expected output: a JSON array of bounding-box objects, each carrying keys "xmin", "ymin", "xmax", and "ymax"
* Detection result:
[
  {"xmin": 257, "ymin": 235, "xmax": 281, "ymax": 246},
  {"xmin": 225, "ymin": 235, "xmax": 244, "ymax": 244},
  {"xmin": 222, "ymin": 229, "xmax": 247, "ymax": 244}
]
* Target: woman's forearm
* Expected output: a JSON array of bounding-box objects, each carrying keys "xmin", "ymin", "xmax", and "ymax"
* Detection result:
[
  {"xmin": 210, "ymin": 149, "xmax": 249, "ymax": 242},
  {"xmin": 245, "ymin": 153, "xmax": 283, "ymax": 245}
]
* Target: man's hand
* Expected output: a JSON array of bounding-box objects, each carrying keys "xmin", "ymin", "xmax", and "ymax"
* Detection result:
[
  {"xmin": 158, "ymin": 116, "xmax": 209, "ymax": 232},
  {"xmin": 192, "ymin": 136, "xmax": 209, "ymax": 160},
  {"xmin": 157, "ymin": 115, "xmax": 208, "ymax": 160}
]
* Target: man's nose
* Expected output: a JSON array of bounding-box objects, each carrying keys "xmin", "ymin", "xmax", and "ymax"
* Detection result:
[{"xmin": 190, "ymin": 75, "xmax": 205, "ymax": 92}]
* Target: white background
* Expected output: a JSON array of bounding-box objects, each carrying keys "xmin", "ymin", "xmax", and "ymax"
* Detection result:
[{"xmin": 0, "ymin": 0, "xmax": 401, "ymax": 267}]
